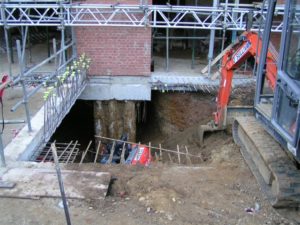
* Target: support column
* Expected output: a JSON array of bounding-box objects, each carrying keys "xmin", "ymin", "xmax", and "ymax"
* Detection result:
[
  {"xmin": 231, "ymin": 0, "xmax": 239, "ymax": 43},
  {"xmin": 207, "ymin": 0, "xmax": 219, "ymax": 76}
]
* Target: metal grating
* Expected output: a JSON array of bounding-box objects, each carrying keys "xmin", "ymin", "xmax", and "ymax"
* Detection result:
[{"xmin": 32, "ymin": 141, "xmax": 80, "ymax": 163}]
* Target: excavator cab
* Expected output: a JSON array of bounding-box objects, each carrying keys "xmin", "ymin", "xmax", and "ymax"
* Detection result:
[
  {"xmin": 198, "ymin": 0, "xmax": 300, "ymax": 210},
  {"xmin": 199, "ymin": 0, "xmax": 300, "ymax": 163},
  {"xmin": 254, "ymin": 0, "xmax": 300, "ymax": 162}
]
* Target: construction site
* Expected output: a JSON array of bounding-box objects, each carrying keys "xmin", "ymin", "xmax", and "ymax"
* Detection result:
[{"xmin": 0, "ymin": 0, "xmax": 300, "ymax": 224}]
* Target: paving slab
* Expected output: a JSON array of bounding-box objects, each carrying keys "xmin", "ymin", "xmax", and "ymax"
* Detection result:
[{"xmin": 0, "ymin": 168, "xmax": 111, "ymax": 199}]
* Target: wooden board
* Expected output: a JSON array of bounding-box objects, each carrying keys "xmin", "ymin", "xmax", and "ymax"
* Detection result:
[
  {"xmin": 0, "ymin": 168, "xmax": 111, "ymax": 200},
  {"xmin": 201, "ymin": 42, "xmax": 235, "ymax": 74}
]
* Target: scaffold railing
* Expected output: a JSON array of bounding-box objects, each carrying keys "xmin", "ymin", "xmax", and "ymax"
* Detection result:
[{"xmin": 0, "ymin": 3, "xmax": 287, "ymax": 32}]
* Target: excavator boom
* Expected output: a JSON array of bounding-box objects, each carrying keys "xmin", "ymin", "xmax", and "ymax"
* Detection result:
[
  {"xmin": 199, "ymin": 31, "xmax": 278, "ymax": 144},
  {"xmin": 201, "ymin": 0, "xmax": 300, "ymax": 213},
  {"xmin": 215, "ymin": 31, "xmax": 277, "ymax": 128}
]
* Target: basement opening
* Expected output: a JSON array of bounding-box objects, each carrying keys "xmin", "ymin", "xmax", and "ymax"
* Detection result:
[
  {"xmin": 31, "ymin": 100, "xmax": 96, "ymax": 163},
  {"xmin": 31, "ymin": 89, "xmax": 254, "ymax": 165}
]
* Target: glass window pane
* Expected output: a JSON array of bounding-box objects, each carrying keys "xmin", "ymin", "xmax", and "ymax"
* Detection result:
[
  {"xmin": 276, "ymin": 88, "xmax": 298, "ymax": 138},
  {"xmin": 285, "ymin": 0, "xmax": 300, "ymax": 79}
]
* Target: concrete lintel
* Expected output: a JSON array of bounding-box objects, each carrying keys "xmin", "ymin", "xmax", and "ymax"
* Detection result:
[{"xmin": 79, "ymin": 76, "xmax": 151, "ymax": 101}]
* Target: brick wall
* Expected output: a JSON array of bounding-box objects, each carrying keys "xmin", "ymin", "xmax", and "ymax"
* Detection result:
[{"xmin": 75, "ymin": 0, "xmax": 152, "ymax": 76}]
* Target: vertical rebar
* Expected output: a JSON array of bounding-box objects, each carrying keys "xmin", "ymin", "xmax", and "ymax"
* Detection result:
[
  {"xmin": 80, "ymin": 141, "xmax": 92, "ymax": 165},
  {"xmin": 94, "ymin": 141, "xmax": 101, "ymax": 164},
  {"xmin": 159, "ymin": 143, "xmax": 162, "ymax": 161},
  {"xmin": 65, "ymin": 141, "xmax": 77, "ymax": 164},
  {"xmin": 149, "ymin": 142, "xmax": 152, "ymax": 159},
  {"xmin": 58, "ymin": 141, "xmax": 74, "ymax": 162},
  {"xmin": 184, "ymin": 146, "xmax": 192, "ymax": 165},
  {"xmin": 176, "ymin": 145, "xmax": 181, "ymax": 164},
  {"xmin": 107, "ymin": 141, "xmax": 116, "ymax": 164},
  {"xmin": 168, "ymin": 153, "xmax": 173, "ymax": 163},
  {"xmin": 120, "ymin": 142, "xmax": 126, "ymax": 164},
  {"xmin": 51, "ymin": 143, "xmax": 72, "ymax": 225}
]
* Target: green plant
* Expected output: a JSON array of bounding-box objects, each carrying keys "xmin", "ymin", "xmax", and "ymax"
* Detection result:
[{"xmin": 43, "ymin": 53, "xmax": 91, "ymax": 100}]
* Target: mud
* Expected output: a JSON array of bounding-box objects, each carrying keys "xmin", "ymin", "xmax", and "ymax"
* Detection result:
[{"xmin": 94, "ymin": 100, "xmax": 136, "ymax": 142}]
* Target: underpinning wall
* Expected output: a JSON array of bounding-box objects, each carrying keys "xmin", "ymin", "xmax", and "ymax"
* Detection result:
[{"xmin": 94, "ymin": 100, "xmax": 136, "ymax": 142}]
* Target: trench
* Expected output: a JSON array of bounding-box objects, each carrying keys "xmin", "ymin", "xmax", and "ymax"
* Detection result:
[{"xmin": 32, "ymin": 91, "xmax": 237, "ymax": 164}]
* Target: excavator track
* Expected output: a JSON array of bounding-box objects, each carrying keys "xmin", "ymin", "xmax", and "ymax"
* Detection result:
[{"xmin": 232, "ymin": 116, "xmax": 300, "ymax": 208}]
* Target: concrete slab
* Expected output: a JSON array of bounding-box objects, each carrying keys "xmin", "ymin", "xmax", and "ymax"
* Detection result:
[
  {"xmin": 4, "ymin": 106, "xmax": 44, "ymax": 162},
  {"xmin": 0, "ymin": 168, "xmax": 111, "ymax": 199},
  {"xmin": 79, "ymin": 76, "xmax": 151, "ymax": 101},
  {"xmin": 151, "ymin": 75, "xmax": 256, "ymax": 92},
  {"xmin": 0, "ymin": 43, "xmax": 56, "ymax": 76}
]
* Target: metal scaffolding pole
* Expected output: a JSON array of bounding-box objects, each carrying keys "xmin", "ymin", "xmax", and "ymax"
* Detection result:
[
  {"xmin": 165, "ymin": 0, "xmax": 170, "ymax": 72},
  {"xmin": 59, "ymin": 1, "xmax": 66, "ymax": 66},
  {"xmin": 0, "ymin": 134, "xmax": 5, "ymax": 167},
  {"xmin": 221, "ymin": 0, "xmax": 228, "ymax": 53},
  {"xmin": 16, "ymin": 40, "xmax": 32, "ymax": 132},
  {"xmin": 3, "ymin": 27, "xmax": 12, "ymax": 77},
  {"xmin": 71, "ymin": 27, "xmax": 77, "ymax": 59},
  {"xmin": 21, "ymin": 26, "xmax": 28, "ymax": 65},
  {"xmin": 231, "ymin": 0, "xmax": 239, "ymax": 43},
  {"xmin": 165, "ymin": 28, "xmax": 169, "ymax": 72},
  {"xmin": 0, "ymin": 3, "xmax": 286, "ymax": 31},
  {"xmin": 1, "ymin": 2, "xmax": 12, "ymax": 78},
  {"xmin": 207, "ymin": 0, "xmax": 219, "ymax": 76},
  {"xmin": 191, "ymin": 0, "xmax": 198, "ymax": 69}
]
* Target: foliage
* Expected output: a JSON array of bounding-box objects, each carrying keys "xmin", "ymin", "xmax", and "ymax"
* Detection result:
[{"xmin": 43, "ymin": 54, "xmax": 91, "ymax": 100}]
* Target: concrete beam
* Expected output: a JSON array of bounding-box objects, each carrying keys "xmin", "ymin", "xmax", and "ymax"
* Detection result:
[{"xmin": 79, "ymin": 76, "xmax": 151, "ymax": 101}]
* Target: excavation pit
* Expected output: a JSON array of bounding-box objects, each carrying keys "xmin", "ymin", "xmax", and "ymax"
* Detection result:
[{"xmin": 30, "ymin": 88, "xmax": 253, "ymax": 165}]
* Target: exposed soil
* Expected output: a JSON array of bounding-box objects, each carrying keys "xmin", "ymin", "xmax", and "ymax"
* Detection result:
[
  {"xmin": 0, "ymin": 124, "xmax": 299, "ymax": 225},
  {"xmin": 0, "ymin": 82, "xmax": 298, "ymax": 224},
  {"xmin": 0, "ymin": 152, "xmax": 297, "ymax": 225}
]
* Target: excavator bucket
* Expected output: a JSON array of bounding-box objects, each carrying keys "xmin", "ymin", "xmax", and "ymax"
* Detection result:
[
  {"xmin": 198, "ymin": 106, "xmax": 254, "ymax": 146},
  {"xmin": 198, "ymin": 123, "xmax": 223, "ymax": 146}
]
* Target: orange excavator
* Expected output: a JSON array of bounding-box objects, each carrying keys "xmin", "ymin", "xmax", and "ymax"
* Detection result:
[
  {"xmin": 199, "ymin": 31, "xmax": 278, "ymax": 142},
  {"xmin": 200, "ymin": 0, "xmax": 300, "ymax": 211}
]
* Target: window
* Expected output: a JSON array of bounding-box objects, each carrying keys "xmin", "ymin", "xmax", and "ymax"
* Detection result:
[{"xmin": 284, "ymin": 0, "xmax": 300, "ymax": 80}]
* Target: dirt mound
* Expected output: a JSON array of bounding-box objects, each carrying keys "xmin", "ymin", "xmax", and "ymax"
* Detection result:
[{"xmin": 161, "ymin": 123, "xmax": 233, "ymax": 163}]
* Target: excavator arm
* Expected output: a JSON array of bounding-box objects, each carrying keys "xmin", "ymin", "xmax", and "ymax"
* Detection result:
[
  {"xmin": 198, "ymin": 31, "xmax": 278, "ymax": 144},
  {"xmin": 214, "ymin": 31, "xmax": 277, "ymax": 128}
]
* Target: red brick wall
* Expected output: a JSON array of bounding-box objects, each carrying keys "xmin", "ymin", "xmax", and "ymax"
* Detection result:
[{"xmin": 75, "ymin": 0, "xmax": 152, "ymax": 76}]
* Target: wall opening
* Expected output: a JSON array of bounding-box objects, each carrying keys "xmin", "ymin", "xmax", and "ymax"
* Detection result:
[
  {"xmin": 31, "ymin": 88, "xmax": 253, "ymax": 164},
  {"xmin": 31, "ymin": 100, "xmax": 96, "ymax": 163}
]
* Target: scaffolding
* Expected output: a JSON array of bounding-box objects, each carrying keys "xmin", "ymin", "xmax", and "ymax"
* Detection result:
[
  {"xmin": 0, "ymin": 1, "xmax": 285, "ymax": 167},
  {"xmin": 0, "ymin": 2, "xmax": 285, "ymax": 31}
]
